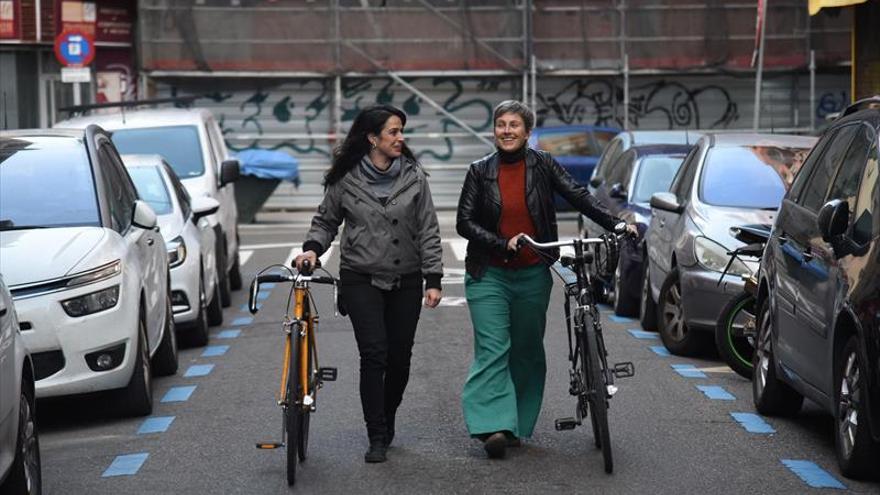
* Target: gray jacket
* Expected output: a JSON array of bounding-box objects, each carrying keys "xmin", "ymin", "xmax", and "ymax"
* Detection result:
[{"xmin": 303, "ymin": 157, "xmax": 443, "ymax": 290}]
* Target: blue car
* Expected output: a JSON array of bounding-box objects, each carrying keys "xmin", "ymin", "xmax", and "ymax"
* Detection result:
[
  {"xmin": 588, "ymin": 144, "xmax": 692, "ymax": 317},
  {"xmin": 528, "ymin": 125, "xmax": 621, "ymax": 209}
]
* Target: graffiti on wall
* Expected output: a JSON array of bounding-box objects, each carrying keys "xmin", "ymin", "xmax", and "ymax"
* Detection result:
[{"xmin": 536, "ymin": 79, "xmax": 739, "ymax": 129}]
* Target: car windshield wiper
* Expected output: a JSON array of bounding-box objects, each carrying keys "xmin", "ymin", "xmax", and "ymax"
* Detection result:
[{"xmin": 0, "ymin": 219, "xmax": 50, "ymax": 231}]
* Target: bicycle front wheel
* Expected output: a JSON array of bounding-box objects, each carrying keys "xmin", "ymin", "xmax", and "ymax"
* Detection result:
[
  {"xmin": 584, "ymin": 325, "xmax": 613, "ymax": 473},
  {"xmin": 285, "ymin": 333, "xmax": 303, "ymax": 486},
  {"xmin": 298, "ymin": 326, "xmax": 313, "ymax": 462}
]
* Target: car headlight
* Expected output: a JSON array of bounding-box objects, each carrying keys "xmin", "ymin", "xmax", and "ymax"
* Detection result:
[
  {"xmin": 693, "ymin": 236, "xmax": 751, "ymax": 276},
  {"xmin": 66, "ymin": 260, "xmax": 121, "ymax": 288},
  {"xmin": 61, "ymin": 285, "xmax": 120, "ymax": 317},
  {"xmin": 167, "ymin": 236, "xmax": 187, "ymax": 268}
]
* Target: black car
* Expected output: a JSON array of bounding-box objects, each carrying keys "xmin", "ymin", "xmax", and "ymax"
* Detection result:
[{"xmin": 754, "ymin": 98, "xmax": 880, "ymax": 479}]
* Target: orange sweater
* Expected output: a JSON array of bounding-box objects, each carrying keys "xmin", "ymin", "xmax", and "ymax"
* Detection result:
[{"xmin": 491, "ymin": 159, "xmax": 541, "ymax": 268}]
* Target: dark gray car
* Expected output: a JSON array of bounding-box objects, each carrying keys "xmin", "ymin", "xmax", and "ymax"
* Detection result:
[{"xmin": 642, "ymin": 133, "xmax": 816, "ymax": 355}]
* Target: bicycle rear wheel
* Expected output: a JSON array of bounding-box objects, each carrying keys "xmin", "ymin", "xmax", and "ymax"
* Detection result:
[
  {"xmin": 585, "ymin": 325, "xmax": 613, "ymax": 473},
  {"xmin": 285, "ymin": 332, "xmax": 303, "ymax": 486}
]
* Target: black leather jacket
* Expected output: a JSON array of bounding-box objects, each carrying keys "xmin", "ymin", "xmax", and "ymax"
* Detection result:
[{"xmin": 456, "ymin": 148, "xmax": 621, "ymax": 280}]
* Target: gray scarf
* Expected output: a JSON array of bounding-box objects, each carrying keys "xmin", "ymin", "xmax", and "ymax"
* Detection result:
[{"xmin": 359, "ymin": 155, "xmax": 401, "ymax": 200}]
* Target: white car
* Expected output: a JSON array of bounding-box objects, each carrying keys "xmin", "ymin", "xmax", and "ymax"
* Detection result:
[
  {"xmin": 123, "ymin": 154, "xmax": 223, "ymax": 346},
  {"xmin": 0, "ymin": 127, "xmax": 178, "ymax": 417},
  {"xmin": 56, "ymin": 108, "xmax": 242, "ymax": 309},
  {"xmin": 0, "ymin": 275, "xmax": 41, "ymax": 495}
]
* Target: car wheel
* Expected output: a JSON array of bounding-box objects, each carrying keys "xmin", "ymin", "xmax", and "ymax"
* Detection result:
[
  {"xmin": 2, "ymin": 380, "xmax": 41, "ymax": 495},
  {"xmin": 189, "ymin": 274, "xmax": 211, "ymax": 346},
  {"xmin": 639, "ymin": 260, "xmax": 658, "ymax": 331},
  {"xmin": 152, "ymin": 294, "xmax": 178, "ymax": 376},
  {"xmin": 752, "ymin": 298, "xmax": 803, "ymax": 416},
  {"xmin": 658, "ymin": 268, "xmax": 704, "ymax": 356},
  {"xmin": 119, "ymin": 317, "xmax": 153, "ymax": 417},
  {"xmin": 834, "ymin": 335, "xmax": 880, "ymax": 479},
  {"xmin": 229, "ymin": 251, "xmax": 243, "ymax": 291},
  {"xmin": 217, "ymin": 246, "xmax": 232, "ymax": 308},
  {"xmin": 206, "ymin": 272, "xmax": 224, "ymax": 327},
  {"xmin": 612, "ymin": 262, "xmax": 638, "ymax": 317}
]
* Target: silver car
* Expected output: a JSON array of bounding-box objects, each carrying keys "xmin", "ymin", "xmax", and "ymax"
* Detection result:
[
  {"xmin": 0, "ymin": 275, "xmax": 40, "ymax": 494},
  {"xmin": 642, "ymin": 133, "xmax": 816, "ymax": 355}
]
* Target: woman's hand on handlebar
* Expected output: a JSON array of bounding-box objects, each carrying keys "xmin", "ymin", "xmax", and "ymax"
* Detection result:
[
  {"xmin": 613, "ymin": 222, "xmax": 639, "ymax": 239},
  {"xmin": 508, "ymin": 233, "xmax": 526, "ymax": 252},
  {"xmin": 294, "ymin": 250, "xmax": 318, "ymax": 272}
]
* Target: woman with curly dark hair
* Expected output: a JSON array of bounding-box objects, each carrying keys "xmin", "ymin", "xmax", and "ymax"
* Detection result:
[{"xmin": 295, "ymin": 104, "xmax": 443, "ymax": 463}]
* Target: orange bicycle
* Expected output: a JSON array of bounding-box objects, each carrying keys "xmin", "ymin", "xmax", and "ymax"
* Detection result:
[{"xmin": 249, "ymin": 260, "xmax": 338, "ymax": 486}]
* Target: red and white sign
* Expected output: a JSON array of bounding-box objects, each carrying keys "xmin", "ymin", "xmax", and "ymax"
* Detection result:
[{"xmin": 0, "ymin": 0, "xmax": 19, "ymax": 40}]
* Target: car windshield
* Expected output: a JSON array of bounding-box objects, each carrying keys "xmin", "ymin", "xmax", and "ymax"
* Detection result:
[
  {"xmin": 700, "ymin": 145, "xmax": 809, "ymax": 209},
  {"xmin": 0, "ymin": 141, "xmax": 100, "ymax": 230},
  {"xmin": 536, "ymin": 130, "xmax": 599, "ymax": 156},
  {"xmin": 127, "ymin": 166, "xmax": 173, "ymax": 215},
  {"xmin": 632, "ymin": 155, "xmax": 686, "ymax": 203},
  {"xmin": 111, "ymin": 126, "xmax": 205, "ymax": 178}
]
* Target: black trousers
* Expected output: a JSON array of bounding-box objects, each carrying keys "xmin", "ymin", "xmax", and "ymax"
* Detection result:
[{"xmin": 341, "ymin": 270, "xmax": 423, "ymax": 443}]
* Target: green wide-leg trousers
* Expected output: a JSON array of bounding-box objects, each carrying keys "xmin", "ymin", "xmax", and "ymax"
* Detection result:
[{"xmin": 462, "ymin": 265, "xmax": 552, "ymax": 438}]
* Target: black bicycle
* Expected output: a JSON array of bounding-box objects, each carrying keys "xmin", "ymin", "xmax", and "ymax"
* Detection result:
[{"xmin": 518, "ymin": 233, "xmax": 635, "ymax": 474}]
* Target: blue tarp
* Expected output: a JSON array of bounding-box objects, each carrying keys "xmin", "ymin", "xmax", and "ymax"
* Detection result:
[{"xmin": 235, "ymin": 149, "xmax": 300, "ymax": 185}]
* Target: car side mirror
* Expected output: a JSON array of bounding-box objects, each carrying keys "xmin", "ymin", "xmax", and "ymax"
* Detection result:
[
  {"xmin": 132, "ymin": 200, "xmax": 158, "ymax": 230},
  {"xmin": 220, "ymin": 159, "xmax": 240, "ymax": 186},
  {"xmin": 817, "ymin": 199, "xmax": 849, "ymax": 242},
  {"xmin": 191, "ymin": 196, "xmax": 220, "ymax": 222},
  {"xmin": 650, "ymin": 192, "xmax": 683, "ymax": 214},
  {"xmin": 609, "ymin": 182, "xmax": 627, "ymax": 199},
  {"xmin": 590, "ymin": 176, "xmax": 603, "ymax": 188}
]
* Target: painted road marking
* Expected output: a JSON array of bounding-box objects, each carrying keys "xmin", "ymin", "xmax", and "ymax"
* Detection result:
[
  {"xmin": 137, "ymin": 416, "xmax": 175, "ymax": 435},
  {"xmin": 448, "ymin": 239, "xmax": 467, "ymax": 261},
  {"xmin": 650, "ymin": 346, "xmax": 671, "ymax": 356},
  {"xmin": 257, "ymin": 291, "xmax": 271, "ymax": 301},
  {"xmin": 438, "ymin": 296, "xmax": 468, "ymax": 307},
  {"xmin": 239, "ymin": 250, "xmax": 253, "ymax": 266},
  {"xmin": 730, "ymin": 413, "xmax": 775, "ymax": 434},
  {"xmin": 696, "ymin": 385, "xmax": 735, "ymax": 400},
  {"xmin": 161, "ymin": 386, "xmax": 197, "ymax": 403},
  {"xmin": 184, "ymin": 364, "xmax": 215, "ymax": 377},
  {"xmin": 781, "ymin": 460, "xmax": 846, "ymax": 489},
  {"xmin": 627, "ymin": 329, "xmax": 659, "ymax": 339},
  {"xmin": 232, "ymin": 316, "xmax": 253, "ymax": 326},
  {"xmin": 608, "ymin": 315, "xmax": 635, "ymax": 323},
  {"xmin": 202, "ymin": 345, "xmax": 230, "ymax": 357},
  {"xmin": 241, "ymin": 303, "xmax": 261, "ymax": 312},
  {"xmin": 699, "ymin": 366, "xmax": 736, "ymax": 374},
  {"xmin": 672, "ymin": 364, "xmax": 707, "ymax": 378},
  {"xmin": 217, "ymin": 329, "xmax": 241, "ymax": 339},
  {"xmin": 262, "ymin": 283, "xmax": 277, "ymax": 289},
  {"xmin": 102, "ymin": 453, "xmax": 149, "ymax": 477}
]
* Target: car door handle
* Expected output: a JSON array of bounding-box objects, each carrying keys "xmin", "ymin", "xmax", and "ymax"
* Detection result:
[
  {"xmin": 146, "ymin": 237, "xmax": 154, "ymax": 246},
  {"xmin": 801, "ymin": 249, "xmax": 813, "ymax": 262}
]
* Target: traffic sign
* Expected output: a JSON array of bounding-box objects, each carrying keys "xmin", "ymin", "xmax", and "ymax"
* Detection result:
[
  {"xmin": 61, "ymin": 67, "xmax": 91, "ymax": 83},
  {"xmin": 54, "ymin": 29, "xmax": 95, "ymax": 67}
]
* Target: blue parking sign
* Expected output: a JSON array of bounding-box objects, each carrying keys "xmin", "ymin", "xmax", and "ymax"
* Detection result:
[{"xmin": 54, "ymin": 30, "xmax": 95, "ymax": 67}]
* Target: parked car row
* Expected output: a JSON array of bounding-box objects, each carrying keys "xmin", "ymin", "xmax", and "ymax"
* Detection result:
[
  {"xmin": 0, "ymin": 104, "xmax": 244, "ymax": 493},
  {"xmin": 580, "ymin": 99, "xmax": 880, "ymax": 480}
]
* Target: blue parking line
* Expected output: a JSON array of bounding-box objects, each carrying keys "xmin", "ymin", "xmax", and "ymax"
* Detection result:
[
  {"xmin": 730, "ymin": 413, "xmax": 775, "ymax": 434},
  {"xmin": 650, "ymin": 346, "xmax": 671, "ymax": 356},
  {"xmin": 696, "ymin": 385, "xmax": 735, "ymax": 400},
  {"xmin": 102, "ymin": 453, "xmax": 149, "ymax": 477},
  {"xmin": 161, "ymin": 386, "xmax": 197, "ymax": 403},
  {"xmin": 261, "ymin": 283, "xmax": 276, "ymax": 289},
  {"xmin": 137, "ymin": 416, "xmax": 175, "ymax": 435},
  {"xmin": 184, "ymin": 364, "xmax": 215, "ymax": 377},
  {"xmin": 216, "ymin": 329, "xmax": 241, "ymax": 339},
  {"xmin": 202, "ymin": 345, "xmax": 230, "ymax": 357},
  {"xmin": 608, "ymin": 315, "xmax": 635, "ymax": 323},
  {"xmin": 627, "ymin": 329, "xmax": 659, "ymax": 339},
  {"xmin": 232, "ymin": 316, "xmax": 253, "ymax": 326},
  {"xmin": 257, "ymin": 291, "xmax": 271, "ymax": 301},
  {"xmin": 672, "ymin": 364, "xmax": 707, "ymax": 378},
  {"xmin": 781, "ymin": 460, "xmax": 846, "ymax": 489}
]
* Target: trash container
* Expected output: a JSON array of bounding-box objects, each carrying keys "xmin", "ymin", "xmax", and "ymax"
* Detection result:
[{"xmin": 233, "ymin": 149, "xmax": 300, "ymax": 223}]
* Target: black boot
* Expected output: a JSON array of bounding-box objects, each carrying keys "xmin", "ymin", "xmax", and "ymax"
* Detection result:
[{"xmin": 364, "ymin": 440, "xmax": 387, "ymax": 463}]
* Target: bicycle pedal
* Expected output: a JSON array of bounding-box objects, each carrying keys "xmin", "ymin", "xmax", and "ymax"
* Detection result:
[
  {"xmin": 612, "ymin": 361, "xmax": 635, "ymax": 378},
  {"xmin": 256, "ymin": 442, "xmax": 284, "ymax": 450},
  {"xmin": 555, "ymin": 417, "xmax": 579, "ymax": 431},
  {"xmin": 318, "ymin": 367, "xmax": 337, "ymax": 381}
]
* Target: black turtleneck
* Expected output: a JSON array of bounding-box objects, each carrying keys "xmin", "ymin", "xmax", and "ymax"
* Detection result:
[{"xmin": 497, "ymin": 145, "xmax": 527, "ymax": 164}]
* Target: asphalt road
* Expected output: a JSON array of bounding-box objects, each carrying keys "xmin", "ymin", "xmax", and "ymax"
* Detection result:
[{"xmin": 37, "ymin": 212, "xmax": 880, "ymax": 494}]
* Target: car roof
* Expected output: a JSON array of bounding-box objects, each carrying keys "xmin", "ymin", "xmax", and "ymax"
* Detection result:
[
  {"xmin": 629, "ymin": 144, "xmax": 692, "ymax": 157},
  {"xmin": 55, "ymin": 107, "xmax": 213, "ymax": 130},
  {"xmin": 0, "ymin": 130, "xmax": 85, "ymax": 150},
  {"xmin": 628, "ymin": 130, "xmax": 704, "ymax": 145},
  {"xmin": 707, "ymin": 132, "xmax": 817, "ymax": 148},
  {"xmin": 120, "ymin": 154, "xmax": 167, "ymax": 168}
]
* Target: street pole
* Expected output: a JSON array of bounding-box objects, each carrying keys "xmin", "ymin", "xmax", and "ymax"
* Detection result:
[
  {"xmin": 753, "ymin": 0, "xmax": 767, "ymax": 131},
  {"xmin": 73, "ymin": 82, "xmax": 82, "ymax": 106}
]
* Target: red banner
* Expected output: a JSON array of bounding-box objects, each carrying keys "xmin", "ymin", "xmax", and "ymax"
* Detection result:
[{"xmin": 0, "ymin": 0, "xmax": 20, "ymax": 40}]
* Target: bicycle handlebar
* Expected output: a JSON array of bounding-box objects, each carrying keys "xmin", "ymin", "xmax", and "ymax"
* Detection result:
[
  {"xmin": 248, "ymin": 267, "xmax": 337, "ymax": 314},
  {"xmin": 516, "ymin": 233, "xmax": 615, "ymax": 250}
]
